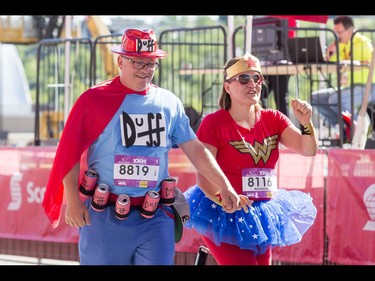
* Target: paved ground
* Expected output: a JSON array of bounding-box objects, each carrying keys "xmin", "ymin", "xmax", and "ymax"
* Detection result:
[{"xmin": 0, "ymin": 254, "xmax": 79, "ymax": 265}]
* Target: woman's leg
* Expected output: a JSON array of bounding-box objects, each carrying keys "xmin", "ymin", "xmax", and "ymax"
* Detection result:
[{"xmin": 202, "ymin": 236, "xmax": 266, "ymax": 265}]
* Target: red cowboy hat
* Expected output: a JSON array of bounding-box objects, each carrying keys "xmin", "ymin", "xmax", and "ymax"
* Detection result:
[{"xmin": 111, "ymin": 28, "xmax": 167, "ymax": 59}]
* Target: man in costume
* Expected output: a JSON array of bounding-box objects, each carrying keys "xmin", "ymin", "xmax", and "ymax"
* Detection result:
[{"xmin": 42, "ymin": 28, "xmax": 244, "ymax": 265}]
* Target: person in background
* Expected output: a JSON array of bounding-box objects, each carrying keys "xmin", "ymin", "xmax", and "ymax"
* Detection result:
[
  {"xmin": 184, "ymin": 52, "xmax": 318, "ymax": 265},
  {"xmin": 261, "ymin": 18, "xmax": 298, "ymax": 116},
  {"xmin": 311, "ymin": 16, "xmax": 375, "ymax": 141},
  {"xmin": 42, "ymin": 28, "xmax": 242, "ymax": 265}
]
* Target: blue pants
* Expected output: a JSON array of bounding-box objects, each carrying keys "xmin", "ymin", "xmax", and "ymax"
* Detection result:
[
  {"xmin": 79, "ymin": 202, "xmax": 175, "ymax": 265},
  {"xmin": 311, "ymin": 84, "xmax": 375, "ymax": 126}
]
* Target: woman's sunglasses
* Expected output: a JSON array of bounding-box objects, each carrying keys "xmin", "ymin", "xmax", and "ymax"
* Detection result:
[{"xmin": 228, "ymin": 74, "xmax": 263, "ymax": 85}]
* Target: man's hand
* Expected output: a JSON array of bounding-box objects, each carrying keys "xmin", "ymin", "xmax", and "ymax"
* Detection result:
[
  {"xmin": 238, "ymin": 195, "xmax": 253, "ymax": 213},
  {"xmin": 213, "ymin": 191, "xmax": 253, "ymax": 213},
  {"xmin": 326, "ymin": 42, "xmax": 336, "ymax": 61},
  {"xmin": 65, "ymin": 197, "xmax": 90, "ymax": 227}
]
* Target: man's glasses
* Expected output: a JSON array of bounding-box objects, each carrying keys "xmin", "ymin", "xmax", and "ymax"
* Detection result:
[
  {"xmin": 122, "ymin": 56, "xmax": 160, "ymax": 71},
  {"xmin": 335, "ymin": 29, "xmax": 348, "ymax": 36},
  {"xmin": 228, "ymin": 74, "xmax": 263, "ymax": 85}
]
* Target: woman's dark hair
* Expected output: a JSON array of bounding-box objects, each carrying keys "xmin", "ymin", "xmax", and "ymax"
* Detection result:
[{"xmin": 218, "ymin": 57, "xmax": 239, "ymax": 110}]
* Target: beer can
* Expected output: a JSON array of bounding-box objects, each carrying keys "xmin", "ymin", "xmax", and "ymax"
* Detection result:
[
  {"xmin": 91, "ymin": 183, "xmax": 109, "ymax": 212},
  {"xmin": 79, "ymin": 169, "xmax": 98, "ymax": 200},
  {"xmin": 160, "ymin": 178, "xmax": 176, "ymax": 206},
  {"xmin": 115, "ymin": 194, "xmax": 131, "ymax": 220},
  {"xmin": 141, "ymin": 190, "xmax": 160, "ymax": 218}
]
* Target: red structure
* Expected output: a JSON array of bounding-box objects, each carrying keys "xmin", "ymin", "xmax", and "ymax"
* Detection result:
[{"xmin": 1, "ymin": 146, "xmax": 375, "ymax": 265}]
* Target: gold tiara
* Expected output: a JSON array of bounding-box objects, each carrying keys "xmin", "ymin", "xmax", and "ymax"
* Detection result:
[{"xmin": 226, "ymin": 52, "xmax": 262, "ymax": 80}]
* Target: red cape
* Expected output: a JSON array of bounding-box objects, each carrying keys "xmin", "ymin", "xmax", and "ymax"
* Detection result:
[{"xmin": 42, "ymin": 76, "xmax": 147, "ymax": 228}]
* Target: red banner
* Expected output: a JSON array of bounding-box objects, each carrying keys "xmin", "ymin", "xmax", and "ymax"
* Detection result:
[
  {"xmin": 269, "ymin": 15, "xmax": 329, "ymax": 24},
  {"xmin": 1, "ymin": 146, "xmax": 375, "ymax": 264},
  {"xmin": 326, "ymin": 149, "xmax": 375, "ymax": 265},
  {"xmin": 0, "ymin": 147, "xmax": 79, "ymax": 243}
]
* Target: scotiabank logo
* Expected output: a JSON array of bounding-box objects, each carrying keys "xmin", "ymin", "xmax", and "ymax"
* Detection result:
[
  {"xmin": 363, "ymin": 184, "xmax": 375, "ymax": 231},
  {"xmin": 7, "ymin": 172, "xmax": 46, "ymax": 211}
]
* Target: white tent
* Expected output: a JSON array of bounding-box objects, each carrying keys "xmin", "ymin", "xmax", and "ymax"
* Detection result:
[{"xmin": 0, "ymin": 44, "xmax": 34, "ymax": 134}]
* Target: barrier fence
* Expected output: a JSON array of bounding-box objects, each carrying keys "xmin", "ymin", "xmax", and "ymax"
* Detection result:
[{"xmin": 31, "ymin": 23, "xmax": 375, "ymax": 148}]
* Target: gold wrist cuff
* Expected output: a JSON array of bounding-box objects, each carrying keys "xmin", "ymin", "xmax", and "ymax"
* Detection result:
[{"xmin": 300, "ymin": 121, "xmax": 314, "ymax": 136}]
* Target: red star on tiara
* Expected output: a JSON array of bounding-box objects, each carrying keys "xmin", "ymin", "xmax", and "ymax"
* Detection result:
[{"xmin": 246, "ymin": 57, "xmax": 258, "ymax": 68}]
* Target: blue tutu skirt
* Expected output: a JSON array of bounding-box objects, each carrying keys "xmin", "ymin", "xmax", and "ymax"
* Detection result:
[{"xmin": 184, "ymin": 185, "xmax": 317, "ymax": 255}]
